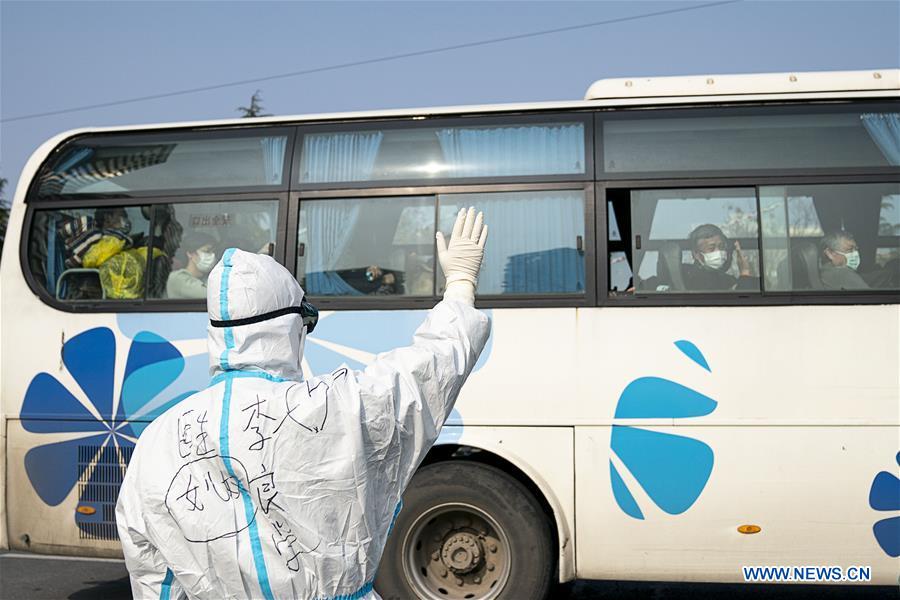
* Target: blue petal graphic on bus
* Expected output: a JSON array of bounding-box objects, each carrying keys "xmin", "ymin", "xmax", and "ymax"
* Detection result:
[
  {"xmin": 20, "ymin": 327, "xmax": 194, "ymax": 513},
  {"xmin": 872, "ymin": 518, "xmax": 899, "ymax": 558},
  {"xmin": 869, "ymin": 454, "xmax": 900, "ymax": 557},
  {"xmin": 614, "ymin": 378, "xmax": 717, "ymax": 419},
  {"xmin": 609, "ymin": 461, "xmax": 644, "ymax": 520},
  {"xmin": 63, "ymin": 327, "xmax": 117, "ymax": 418},
  {"xmin": 611, "ymin": 426, "xmax": 714, "ymax": 515},
  {"xmin": 115, "ymin": 331, "xmax": 188, "ymax": 435},
  {"xmin": 609, "ymin": 340, "xmax": 717, "ymax": 519},
  {"xmin": 24, "ymin": 434, "xmax": 109, "ymax": 506},
  {"xmin": 674, "ymin": 340, "xmax": 711, "ymax": 372},
  {"xmin": 21, "ymin": 374, "xmax": 110, "ymax": 432}
]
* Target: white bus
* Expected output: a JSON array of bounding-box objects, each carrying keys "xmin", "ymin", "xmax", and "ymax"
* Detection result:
[{"xmin": 1, "ymin": 69, "xmax": 898, "ymax": 598}]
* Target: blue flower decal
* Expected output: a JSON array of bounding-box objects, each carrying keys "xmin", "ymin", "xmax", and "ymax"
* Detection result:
[
  {"xmin": 869, "ymin": 452, "xmax": 900, "ymax": 557},
  {"xmin": 609, "ymin": 340, "xmax": 717, "ymax": 520},
  {"xmin": 21, "ymin": 327, "xmax": 200, "ymax": 524}
]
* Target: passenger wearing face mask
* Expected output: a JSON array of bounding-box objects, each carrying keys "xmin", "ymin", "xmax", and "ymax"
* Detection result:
[
  {"xmin": 167, "ymin": 233, "xmax": 218, "ymax": 299},
  {"xmin": 819, "ymin": 230, "xmax": 869, "ymax": 290},
  {"xmin": 682, "ymin": 224, "xmax": 756, "ymax": 291}
]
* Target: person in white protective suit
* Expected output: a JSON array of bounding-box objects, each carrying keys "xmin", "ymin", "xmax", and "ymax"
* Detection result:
[{"xmin": 116, "ymin": 208, "xmax": 490, "ymax": 600}]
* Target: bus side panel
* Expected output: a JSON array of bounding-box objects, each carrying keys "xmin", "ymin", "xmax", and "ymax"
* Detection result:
[
  {"xmin": 574, "ymin": 304, "xmax": 899, "ymax": 585},
  {"xmin": 576, "ymin": 425, "xmax": 898, "ymax": 584}
]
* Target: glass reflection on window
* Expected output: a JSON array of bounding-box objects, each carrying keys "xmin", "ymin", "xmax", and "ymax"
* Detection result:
[{"xmin": 299, "ymin": 122, "xmax": 585, "ymax": 183}]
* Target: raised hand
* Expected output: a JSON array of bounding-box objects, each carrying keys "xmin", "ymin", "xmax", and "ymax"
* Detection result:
[{"xmin": 436, "ymin": 207, "xmax": 488, "ymax": 304}]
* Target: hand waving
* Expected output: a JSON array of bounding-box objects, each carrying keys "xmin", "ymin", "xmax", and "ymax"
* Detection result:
[{"xmin": 436, "ymin": 207, "xmax": 488, "ymax": 304}]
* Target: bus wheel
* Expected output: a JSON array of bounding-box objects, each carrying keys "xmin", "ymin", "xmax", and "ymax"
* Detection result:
[{"xmin": 375, "ymin": 460, "xmax": 553, "ymax": 600}]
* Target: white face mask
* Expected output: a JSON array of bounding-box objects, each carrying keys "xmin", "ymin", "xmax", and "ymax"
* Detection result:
[
  {"xmin": 701, "ymin": 250, "xmax": 727, "ymax": 270},
  {"xmin": 195, "ymin": 250, "xmax": 216, "ymax": 273},
  {"xmin": 837, "ymin": 249, "xmax": 860, "ymax": 271}
]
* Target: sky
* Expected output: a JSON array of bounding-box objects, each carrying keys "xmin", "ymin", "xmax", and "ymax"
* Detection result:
[{"xmin": 1, "ymin": 0, "xmax": 898, "ymax": 200}]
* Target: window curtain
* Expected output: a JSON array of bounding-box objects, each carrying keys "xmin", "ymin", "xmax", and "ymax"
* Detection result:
[
  {"xmin": 861, "ymin": 113, "xmax": 900, "ymax": 166},
  {"xmin": 259, "ymin": 137, "xmax": 287, "ymax": 184},
  {"xmin": 443, "ymin": 191, "xmax": 584, "ymax": 294},
  {"xmin": 435, "ymin": 124, "xmax": 584, "ymax": 177},
  {"xmin": 303, "ymin": 202, "xmax": 363, "ymax": 295},
  {"xmin": 299, "ymin": 132, "xmax": 384, "ymax": 183}
]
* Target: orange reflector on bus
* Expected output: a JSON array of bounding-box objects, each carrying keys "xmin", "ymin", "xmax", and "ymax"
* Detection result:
[
  {"xmin": 76, "ymin": 505, "xmax": 96, "ymax": 515},
  {"xmin": 738, "ymin": 524, "xmax": 761, "ymax": 534}
]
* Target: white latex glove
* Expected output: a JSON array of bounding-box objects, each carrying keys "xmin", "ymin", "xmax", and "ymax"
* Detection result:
[{"xmin": 436, "ymin": 207, "xmax": 488, "ymax": 305}]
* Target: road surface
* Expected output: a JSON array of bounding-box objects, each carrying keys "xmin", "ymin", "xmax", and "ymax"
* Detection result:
[{"xmin": 0, "ymin": 552, "xmax": 893, "ymax": 599}]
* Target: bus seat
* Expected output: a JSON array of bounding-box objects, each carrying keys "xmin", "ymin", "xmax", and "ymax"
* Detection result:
[
  {"xmin": 787, "ymin": 240, "xmax": 823, "ymax": 290},
  {"xmin": 657, "ymin": 242, "xmax": 686, "ymax": 291},
  {"xmin": 56, "ymin": 268, "xmax": 105, "ymax": 300}
]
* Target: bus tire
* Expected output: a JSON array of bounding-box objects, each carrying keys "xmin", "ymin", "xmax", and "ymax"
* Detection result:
[{"xmin": 375, "ymin": 460, "xmax": 554, "ymax": 600}]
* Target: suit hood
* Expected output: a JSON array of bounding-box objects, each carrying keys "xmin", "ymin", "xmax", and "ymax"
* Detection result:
[{"xmin": 206, "ymin": 248, "xmax": 306, "ymax": 380}]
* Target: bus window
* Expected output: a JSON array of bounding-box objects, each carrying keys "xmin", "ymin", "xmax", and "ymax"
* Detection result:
[
  {"xmin": 298, "ymin": 119, "xmax": 586, "ymax": 184},
  {"xmin": 630, "ymin": 188, "xmax": 760, "ymax": 294},
  {"xmin": 760, "ymin": 183, "xmax": 900, "ymax": 292},
  {"xmin": 147, "ymin": 200, "xmax": 280, "ymax": 300},
  {"xmin": 297, "ymin": 196, "xmax": 435, "ymax": 297},
  {"xmin": 29, "ymin": 205, "xmax": 151, "ymax": 301},
  {"xmin": 35, "ymin": 131, "xmax": 291, "ymax": 198},
  {"xmin": 607, "ymin": 195, "xmax": 634, "ymax": 295},
  {"xmin": 438, "ymin": 190, "xmax": 586, "ymax": 295},
  {"xmin": 601, "ymin": 108, "xmax": 899, "ymax": 175}
]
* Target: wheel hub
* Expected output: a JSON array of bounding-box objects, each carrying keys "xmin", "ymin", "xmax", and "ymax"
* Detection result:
[
  {"xmin": 440, "ymin": 532, "xmax": 482, "ymax": 574},
  {"xmin": 402, "ymin": 503, "xmax": 511, "ymax": 600}
]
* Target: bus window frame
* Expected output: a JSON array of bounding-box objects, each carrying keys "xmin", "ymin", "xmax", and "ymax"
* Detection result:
[
  {"xmin": 291, "ymin": 111, "xmax": 595, "ymax": 191},
  {"xmin": 288, "ymin": 182, "xmax": 597, "ymax": 310},
  {"xmin": 20, "ymin": 192, "xmax": 291, "ymax": 313},
  {"xmin": 593, "ymin": 100, "xmax": 900, "ymax": 181},
  {"xmin": 597, "ymin": 174, "xmax": 900, "ymax": 308},
  {"xmin": 29, "ymin": 125, "xmax": 298, "ymax": 201}
]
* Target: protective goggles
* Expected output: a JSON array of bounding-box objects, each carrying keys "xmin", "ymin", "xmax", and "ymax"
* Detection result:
[{"xmin": 209, "ymin": 298, "xmax": 319, "ymax": 334}]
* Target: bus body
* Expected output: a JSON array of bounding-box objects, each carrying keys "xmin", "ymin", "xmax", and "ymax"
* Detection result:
[{"xmin": 1, "ymin": 69, "xmax": 898, "ymax": 596}]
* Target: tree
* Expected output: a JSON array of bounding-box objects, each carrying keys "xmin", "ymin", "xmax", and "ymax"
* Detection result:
[
  {"xmin": 236, "ymin": 90, "xmax": 271, "ymax": 118},
  {"xmin": 0, "ymin": 177, "xmax": 9, "ymax": 260}
]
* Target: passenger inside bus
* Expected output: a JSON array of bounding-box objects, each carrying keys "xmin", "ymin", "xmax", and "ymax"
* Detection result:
[
  {"xmin": 819, "ymin": 230, "xmax": 868, "ymax": 290},
  {"xmin": 166, "ymin": 233, "xmax": 217, "ymax": 299},
  {"xmin": 53, "ymin": 206, "xmax": 155, "ymax": 300},
  {"xmin": 61, "ymin": 207, "xmax": 134, "ymax": 269},
  {"xmin": 819, "ymin": 229, "xmax": 900, "ymax": 290},
  {"xmin": 682, "ymin": 224, "xmax": 757, "ymax": 291}
]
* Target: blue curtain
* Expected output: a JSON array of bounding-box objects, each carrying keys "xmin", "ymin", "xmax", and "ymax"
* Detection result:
[
  {"xmin": 435, "ymin": 124, "xmax": 584, "ymax": 177},
  {"xmin": 259, "ymin": 137, "xmax": 287, "ymax": 184},
  {"xmin": 442, "ymin": 191, "xmax": 585, "ymax": 294},
  {"xmin": 303, "ymin": 202, "xmax": 363, "ymax": 296},
  {"xmin": 299, "ymin": 132, "xmax": 384, "ymax": 183},
  {"xmin": 861, "ymin": 113, "xmax": 900, "ymax": 166}
]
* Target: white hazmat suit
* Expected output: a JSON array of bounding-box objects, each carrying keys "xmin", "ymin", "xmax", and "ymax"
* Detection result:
[{"xmin": 116, "ymin": 208, "xmax": 490, "ymax": 600}]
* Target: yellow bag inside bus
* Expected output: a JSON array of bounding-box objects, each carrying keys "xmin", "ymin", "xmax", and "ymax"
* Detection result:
[
  {"xmin": 81, "ymin": 235, "xmax": 129, "ymax": 268},
  {"xmin": 98, "ymin": 247, "xmax": 165, "ymax": 299}
]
